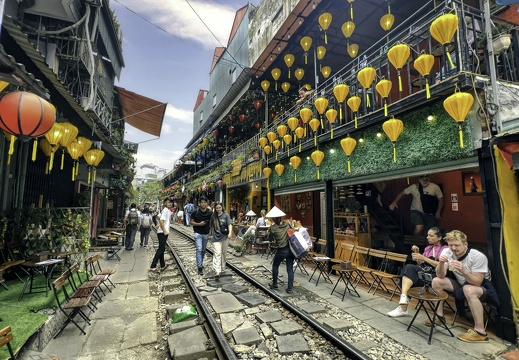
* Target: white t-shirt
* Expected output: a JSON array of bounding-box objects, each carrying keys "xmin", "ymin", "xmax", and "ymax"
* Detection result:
[
  {"xmin": 404, "ymin": 183, "xmax": 443, "ymax": 213},
  {"xmin": 157, "ymin": 207, "xmax": 171, "ymax": 234},
  {"xmin": 124, "ymin": 209, "xmax": 141, "ymax": 225},
  {"xmin": 439, "ymin": 247, "xmax": 491, "ymax": 285}
]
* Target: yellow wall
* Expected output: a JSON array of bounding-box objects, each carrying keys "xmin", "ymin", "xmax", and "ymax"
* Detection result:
[{"xmin": 495, "ymin": 146, "xmax": 519, "ymax": 314}]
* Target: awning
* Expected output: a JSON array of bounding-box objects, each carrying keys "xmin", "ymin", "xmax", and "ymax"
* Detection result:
[{"xmin": 115, "ymin": 87, "xmax": 167, "ymax": 137}]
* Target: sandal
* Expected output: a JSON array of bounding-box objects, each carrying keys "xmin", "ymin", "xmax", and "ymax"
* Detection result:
[{"xmin": 149, "ymin": 268, "xmax": 157, "ymax": 272}]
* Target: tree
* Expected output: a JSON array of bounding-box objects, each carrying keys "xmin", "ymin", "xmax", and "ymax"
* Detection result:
[{"xmin": 133, "ymin": 180, "xmax": 162, "ymax": 206}]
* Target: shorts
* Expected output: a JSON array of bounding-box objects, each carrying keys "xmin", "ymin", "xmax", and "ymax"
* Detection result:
[{"xmin": 410, "ymin": 210, "xmax": 437, "ymax": 231}]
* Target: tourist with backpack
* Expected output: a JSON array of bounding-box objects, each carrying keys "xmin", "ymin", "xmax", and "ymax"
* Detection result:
[
  {"xmin": 124, "ymin": 203, "xmax": 140, "ymax": 250},
  {"xmin": 184, "ymin": 200, "xmax": 194, "ymax": 227},
  {"xmin": 140, "ymin": 207, "xmax": 152, "ymax": 248},
  {"xmin": 190, "ymin": 196, "xmax": 212, "ymax": 275}
]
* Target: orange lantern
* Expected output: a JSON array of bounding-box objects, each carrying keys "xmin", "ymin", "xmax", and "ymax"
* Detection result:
[
  {"xmin": 309, "ymin": 118, "xmax": 321, "ymax": 146},
  {"xmin": 287, "ymin": 117, "xmax": 299, "ymax": 132},
  {"xmin": 414, "ymin": 54, "xmax": 435, "ymax": 99},
  {"xmin": 267, "ymin": 131, "xmax": 277, "ymax": 143},
  {"xmin": 430, "ymin": 13, "xmax": 458, "ymax": 69},
  {"xmin": 294, "ymin": 126, "xmax": 305, "ymax": 152},
  {"xmin": 284, "ymin": 54, "xmax": 295, "ymax": 78},
  {"xmin": 333, "ymin": 84, "xmax": 349, "ymax": 120},
  {"xmin": 347, "ymin": 43, "xmax": 359, "ymax": 58},
  {"xmin": 326, "ymin": 109, "xmax": 338, "ymax": 139},
  {"xmin": 443, "ymin": 90, "xmax": 474, "ymax": 148},
  {"xmin": 314, "ymin": 97, "xmax": 329, "ymax": 129},
  {"xmin": 281, "ymin": 82, "xmax": 290, "ymax": 93},
  {"xmin": 341, "ymin": 21, "xmax": 355, "ymax": 39},
  {"xmin": 271, "ymin": 68, "xmax": 281, "ymax": 91},
  {"xmin": 259, "ymin": 137, "xmax": 268, "ymax": 148},
  {"xmin": 347, "ymin": 96, "xmax": 362, "ymax": 128},
  {"xmin": 382, "ymin": 117, "xmax": 404, "ymax": 162},
  {"xmin": 375, "ymin": 79, "xmax": 393, "ymax": 116},
  {"xmin": 340, "ymin": 136, "xmax": 357, "ymax": 173},
  {"xmin": 388, "ymin": 43, "xmax": 410, "ymax": 92},
  {"xmin": 318, "ymin": 13, "xmax": 332, "ymax": 44},
  {"xmin": 357, "ymin": 67, "xmax": 376, "ymax": 108},
  {"xmin": 311, "ymin": 149, "xmax": 325, "ymax": 180},
  {"xmin": 300, "ymin": 36, "xmax": 312, "ymax": 64},
  {"xmin": 290, "ymin": 155, "xmax": 301, "ymax": 182}
]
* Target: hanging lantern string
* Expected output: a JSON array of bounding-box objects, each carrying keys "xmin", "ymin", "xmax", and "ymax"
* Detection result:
[
  {"xmin": 347, "ymin": 156, "xmax": 351, "ymax": 173},
  {"xmin": 32, "ymin": 139, "xmax": 38, "ymax": 161}
]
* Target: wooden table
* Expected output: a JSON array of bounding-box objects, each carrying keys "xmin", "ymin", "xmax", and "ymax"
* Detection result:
[
  {"xmin": 406, "ymin": 287, "xmax": 455, "ymax": 344},
  {"xmin": 309, "ymin": 256, "xmax": 333, "ymax": 286},
  {"xmin": 19, "ymin": 258, "xmax": 64, "ymax": 300}
]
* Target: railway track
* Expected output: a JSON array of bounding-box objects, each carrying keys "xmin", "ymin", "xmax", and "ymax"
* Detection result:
[{"xmin": 161, "ymin": 226, "xmax": 373, "ymax": 359}]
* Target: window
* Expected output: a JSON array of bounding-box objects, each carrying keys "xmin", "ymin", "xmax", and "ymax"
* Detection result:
[
  {"xmin": 213, "ymin": 94, "xmax": 217, "ymax": 107},
  {"xmin": 231, "ymin": 68, "xmax": 237, "ymax": 83},
  {"xmin": 200, "ymin": 111, "xmax": 203, "ymax": 123}
]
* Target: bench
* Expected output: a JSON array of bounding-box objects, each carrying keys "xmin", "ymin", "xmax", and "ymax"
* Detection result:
[{"xmin": 0, "ymin": 326, "xmax": 15, "ymax": 359}]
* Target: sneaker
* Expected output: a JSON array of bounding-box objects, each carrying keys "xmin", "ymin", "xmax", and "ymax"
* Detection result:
[
  {"xmin": 424, "ymin": 315, "xmax": 446, "ymax": 327},
  {"xmin": 268, "ymin": 282, "xmax": 279, "ymax": 289},
  {"xmin": 457, "ymin": 329, "xmax": 489, "ymax": 343},
  {"xmin": 399, "ymin": 294, "xmax": 409, "ymax": 305},
  {"xmin": 197, "ymin": 267, "xmax": 203, "ymax": 275},
  {"xmin": 286, "ymin": 288, "xmax": 293, "ymax": 294},
  {"xmin": 387, "ymin": 306, "xmax": 409, "ymax": 317}
]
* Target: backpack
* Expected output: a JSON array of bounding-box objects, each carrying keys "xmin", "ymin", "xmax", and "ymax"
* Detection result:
[
  {"xmin": 141, "ymin": 214, "xmax": 151, "ymax": 228},
  {"xmin": 186, "ymin": 203, "xmax": 194, "ymax": 214},
  {"xmin": 418, "ymin": 184, "xmax": 439, "ymax": 215},
  {"xmin": 129, "ymin": 209, "xmax": 139, "ymax": 226}
]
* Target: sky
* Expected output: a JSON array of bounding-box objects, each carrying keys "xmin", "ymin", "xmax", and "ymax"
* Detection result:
[{"xmin": 111, "ymin": 0, "xmax": 258, "ymax": 176}]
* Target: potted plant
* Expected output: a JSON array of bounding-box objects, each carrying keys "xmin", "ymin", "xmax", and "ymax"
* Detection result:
[{"xmin": 478, "ymin": 22, "xmax": 513, "ymax": 55}]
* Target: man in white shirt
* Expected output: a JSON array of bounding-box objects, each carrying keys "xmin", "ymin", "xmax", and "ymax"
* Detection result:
[{"xmin": 150, "ymin": 197, "xmax": 172, "ymax": 271}]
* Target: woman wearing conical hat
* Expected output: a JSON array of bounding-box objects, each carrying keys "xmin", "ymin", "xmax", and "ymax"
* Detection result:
[{"xmin": 267, "ymin": 206, "xmax": 295, "ymax": 294}]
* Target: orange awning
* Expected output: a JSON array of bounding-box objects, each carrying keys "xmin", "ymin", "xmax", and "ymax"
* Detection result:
[{"xmin": 116, "ymin": 86, "xmax": 167, "ymax": 137}]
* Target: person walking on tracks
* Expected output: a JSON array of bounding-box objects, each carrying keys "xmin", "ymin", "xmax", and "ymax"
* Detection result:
[
  {"xmin": 210, "ymin": 202, "xmax": 231, "ymax": 279},
  {"xmin": 150, "ymin": 197, "xmax": 172, "ymax": 272},
  {"xmin": 190, "ymin": 196, "xmax": 213, "ymax": 275},
  {"xmin": 140, "ymin": 207, "xmax": 153, "ymax": 248},
  {"xmin": 124, "ymin": 203, "xmax": 140, "ymax": 250},
  {"xmin": 267, "ymin": 206, "xmax": 295, "ymax": 294}
]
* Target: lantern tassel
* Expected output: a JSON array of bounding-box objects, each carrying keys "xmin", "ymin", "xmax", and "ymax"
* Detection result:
[
  {"xmin": 321, "ymin": 117, "xmax": 324, "ymax": 129},
  {"xmin": 305, "ymin": 53, "xmax": 308, "ymax": 65},
  {"xmin": 287, "ymin": 147, "xmax": 290, "ymax": 156},
  {"xmin": 88, "ymin": 169, "xmax": 91, "ymax": 184},
  {"xmin": 331, "ymin": 128, "xmax": 334, "ymax": 139},
  {"xmin": 72, "ymin": 165, "xmax": 75, "ymax": 181},
  {"xmin": 32, "ymin": 139, "xmax": 38, "ymax": 161},
  {"xmin": 275, "ymin": 82, "xmax": 278, "ymax": 91},
  {"xmin": 398, "ymin": 72, "xmax": 403, "ymax": 92},
  {"xmin": 61, "ymin": 152, "xmax": 65, "ymax": 170},
  {"xmin": 393, "ymin": 145, "xmax": 397, "ymax": 163},
  {"xmin": 350, "ymin": 6, "xmax": 353, "ymax": 20},
  {"xmin": 299, "ymin": 142, "xmax": 302, "ymax": 152},
  {"xmin": 340, "ymin": 105, "xmax": 343, "ymax": 120},
  {"xmin": 384, "ymin": 101, "xmax": 388, "ymax": 117},
  {"xmin": 314, "ymin": 135, "xmax": 317, "ymax": 146},
  {"xmin": 325, "ymin": 33, "xmax": 328, "ymax": 45},
  {"xmin": 76, "ymin": 161, "xmax": 79, "ymax": 176},
  {"xmin": 7, "ymin": 153, "xmax": 12, "ymax": 165},
  {"xmin": 94, "ymin": 168, "xmax": 97, "ymax": 182},
  {"xmin": 459, "ymin": 125, "xmax": 464, "ymax": 148},
  {"xmin": 425, "ymin": 81, "xmax": 430, "ymax": 99},
  {"xmin": 366, "ymin": 94, "xmax": 371, "ymax": 108},
  {"xmin": 8, "ymin": 137, "xmax": 15, "ymax": 155},
  {"xmin": 347, "ymin": 158, "xmax": 351, "ymax": 173},
  {"xmin": 49, "ymin": 152, "xmax": 55, "ymax": 171},
  {"xmin": 288, "ymin": 69, "xmax": 291, "ymax": 79},
  {"xmin": 45, "ymin": 161, "xmax": 49, "ymax": 175},
  {"xmin": 275, "ymin": 151, "xmax": 278, "ymax": 160},
  {"xmin": 354, "ymin": 115, "xmax": 358, "ymax": 129},
  {"xmin": 294, "ymin": 173, "xmax": 297, "ymax": 182},
  {"xmin": 317, "ymin": 168, "xmax": 321, "ymax": 180},
  {"xmin": 446, "ymin": 51, "xmax": 456, "ymax": 70}
]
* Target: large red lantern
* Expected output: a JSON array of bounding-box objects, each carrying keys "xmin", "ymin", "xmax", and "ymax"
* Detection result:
[
  {"xmin": 254, "ymin": 121, "xmax": 262, "ymax": 129},
  {"xmin": 228, "ymin": 125, "xmax": 235, "ymax": 135},
  {"xmin": 239, "ymin": 114, "xmax": 247, "ymax": 123},
  {"xmin": 0, "ymin": 91, "xmax": 56, "ymax": 139},
  {"xmin": 212, "ymin": 129, "xmax": 218, "ymax": 137},
  {"xmin": 253, "ymin": 99, "xmax": 263, "ymax": 111}
]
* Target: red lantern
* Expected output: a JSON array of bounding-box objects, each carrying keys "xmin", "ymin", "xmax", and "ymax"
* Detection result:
[
  {"xmin": 228, "ymin": 125, "xmax": 235, "ymax": 135},
  {"xmin": 253, "ymin": 99, "xmax": 263, "ymax": 111},
  {"xmin": 0, "ymin": 91, "xmax": 56, "ymax": 139},
  {"xmin": 254, "ymin": 121, "xmax": 261, "ymax": 129},
  {"xmin": 270, "ymin": 111, "xmax": 276, "ymax": 120},
  {"xmin": 239, "ymin": 114, "xmax": 247, "ymax": 123},
  {"xmin": 212, "ymin": 129, "xmax": 218, "ymax": 137}
]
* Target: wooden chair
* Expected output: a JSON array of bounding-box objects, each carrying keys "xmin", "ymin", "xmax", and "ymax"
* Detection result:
[
  {"xmin": 86, "ymin": 254, "xmax": 117, "ymax": 290},
  {"xmin": 370, "ymin": 251, "xmax": 408, "ymax": 299},
  {"xmin": 52, "ymin": 274, "xmax": 92, "ymax": 338},
  {"xmin": 331, "ymin": 244, "xmax": 359, "ymax": 300},
  {"xmin": 363, "ymin": 249, "xmax": 388, "ymax": 293},
  {"xmin": 67, "ymin": 263, "xmax": 103, "ymax": 304},
  {"xmin": 329, "ymin": 241, "xmax": 346, "ymax": 267},
  {"xmin": 350, "ymin": 246, "xmax": 373, "ymax": 288},
  {"xmin": 0, "ymin": 326, "xmax": 15, "ymax": 360}
]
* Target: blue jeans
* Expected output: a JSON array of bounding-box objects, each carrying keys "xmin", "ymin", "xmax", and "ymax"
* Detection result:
[
  {"xmin": 272, "ymin": 245, "xmax": 295, "ymax": 290},
  {"xmin": 194, "ymin": 233, "xmax": 209, "ymax": 268},
  {"xmin": 125, "ymin": 225, "xmax": 137, "ymax": 249}
]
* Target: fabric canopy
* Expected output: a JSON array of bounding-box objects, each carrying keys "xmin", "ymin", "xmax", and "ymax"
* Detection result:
[{"xmin": 116, "ymin": 86, "xmax": 167, "ymax": 137}]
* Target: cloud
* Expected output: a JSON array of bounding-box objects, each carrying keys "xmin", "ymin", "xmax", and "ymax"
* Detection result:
[{"xmin": 115, "ymin": 0, "xmax": 237, "ymax": 50}]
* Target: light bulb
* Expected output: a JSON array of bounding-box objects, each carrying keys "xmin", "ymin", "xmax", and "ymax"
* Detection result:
[
  {"xmin": 376, "ymin": 133, "xmax": 382, "ymax": 138},
  {"xmin": 287, "ymin": 32, "xmax": 291, "ymax": 39},
  {"xmin": 359, "ymin": 138, "xmax": 364, "ymax": 143},
  {"xmin": 329, "ymin": 149, "xmax": 335, "ymax": 154},
  {"xmin": 278, "ymin": 46, "xmax": 281, "ymax": 52},
  {"xmin": 299, "ymin": 18, "xmax": 303, "ymax": 25}
]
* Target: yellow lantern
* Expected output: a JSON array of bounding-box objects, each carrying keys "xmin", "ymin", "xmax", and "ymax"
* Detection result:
[
  {"xmin": 84, "ymin": 149, "xmax": 98, "ymax": 184},
  {"xmin": 300, "ymin": 36, "xmax": 312, "ymax": 64},
  {"xmin": 263, "ymin": 145, "xmax": 272, "ymax": 155},
  {"xmin": 295, "ymin": 68, "xmax": 305, "ymax": 82},
  {"xmin": 388, "ymin": 43, "xmax": 410, "ymax": 92},
  {"xmin": 275, "ymin": 163, "xmax": 285, "ymax": 186},
  {"xmin": 414, "ymin": 54, "xmax": 435, "ymax": 99},
  {"xmin": 375, "ymin": 79, "xmax": 393, "ymax": 117},
  {"xmin": 383, "ymin": 117, "xmax": 404, "ymax": 162},
  {"xmin": 294, "ymin": 126, "xmax": 305, "ymax": 152},
  {"xmin": 311, "ymin": 149, "xmax": 325, "ymax": 180},
  {"xmin": 357, "ymin": 67, "xmax": 376, "ymax": 108},
  {"xmin": 263, "ymin": 167, "xmax": 272, "ymax": 188},
  {"xmin": 333, "ymin": 84, "xmax": 349, "ymax": 120},
  {"xmin": 340, "ymin": 136, "xmax": 357, "ymax": 173},
  {"xmin": 380, "ymin": 13, "xmax": 395, "ymax": 31},
  {"xmin": 3, "ymin": 131, "xmax": 16, "ymax": 165},
  {"xmin": 317, "ymin": 46, "xmax": 326, "ymax": 71},
  {"xmin": 203, "ymin": 137, "xmax": 209, "ymax": 145},
  {"xmin": 321, "ymin": 66, "xmax": 331, "ymax": 79},
  {"xmin": 300, "ymin": 107, "xmax": 313, "ymax": 136},
  {"xmin": 273, "ymin": 139, "xmax": 281, "ymax": 161},
  {"xmin": 259, "ymin": 137, "xmax": 268, "ymax": 148},
  {"xmin": 58, "ymin": 122, "xmax": 78, "ymax": 170},
  {"xmin": 261, "ymin": 80, "xmax": 270, "ymax": 100},
  {"xmin": 290, "ymin": 155, "xmax": 301, "ymax": 182},
  {"xmin": 89, "ymin": 148, "xmax": 105, "ymax": 182},
  {"xmin": 347, "ymin": 0, "xmax": 355, "ymax": 20},
  {"xmin": 76, "ymin": 136, "xmax": 92, "ymax": 157},
  {"xmin": 443, "ymin": 90, "xmax": 474, "ymax": 148},
  {"xmin": 284, "ymin": 54, "xmax": 295, "ymax": 78},
  {"xmin": 347, "ymin": 96, "xmax": 362, "ymax": 128},
  {"xmin": 283, "ymin": 133, "xmax": 292, "ymax": 152},
  {"xmin": 267, "ymin": 131, "xmax": 277, "ymax": 143},
  {"xmin": 318, "ymin": 13, "xmax": 332, "ymax": 44},
  {"xmin": 287, "ymin": 117, "xmax": 299, "ymax": 132},
  {"xmin": 277, "ymin": 124, "xmax": 287, "ymax": 138},
  {"xmin": 44, "ymin": 122, "xmax": 64, "ymax": 171},
  {"xmin": 271, "ymin": 68, "xmax": 281, "ymax": 91},
  {"xmin": 347, "ymin": 43, "xmax": 359, "ymax": 58},
  {"xmin": 326, "ymin": 109, "xmax": 338, "ymax": 139},
  {"xmin": 67, "ymin": 139, "xmax": 82, "ymax": 181},
  {"xmin": 314, "ymin": 97, "xmax": 329, "ymax": 129},
  {"xmin": 430, "ymin": 13, "xmax": 458, "ymax": 69},
  {"xmin": 309, "ymin": 118, "xmax": 320, "ymax": 146},
  {"xmin": 341, "ymin": 21, "xmax": 355, "ymax": 39},
  {"xmin": 281, "ymin": 82, "xmax": 290, "ymax": 93}
]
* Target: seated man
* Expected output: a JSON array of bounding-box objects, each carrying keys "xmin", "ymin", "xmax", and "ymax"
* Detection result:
[{"xmin": 430, "ymin": 230, "xmax": 498, "ymax": 343}]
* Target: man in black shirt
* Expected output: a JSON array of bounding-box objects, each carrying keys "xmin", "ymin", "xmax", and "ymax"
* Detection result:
[{"xmin": 190, "ymin": 196, "xmax": 213, "ymax": 275}]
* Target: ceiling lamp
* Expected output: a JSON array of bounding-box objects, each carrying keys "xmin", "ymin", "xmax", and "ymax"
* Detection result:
[
  {"xmin": 443, "ymin": 89, "xmax": 474, "ymax": 148},
  {"xmin": 375, "ymin": 79, "xmax": 393, "ymax": 117},
  {"xmin": 382, "ymin": 117, "xmax": 404, "ymax": 162},
  {"xmin": 414, "ymin": 53, "xmax": 435, "ymax": 99},
  {"xmin": 388, "ymin": 43, "xmax": 411, "ymax": 93},
  {"xmin": 318, "ymin": 13, "xmax": 332, "ymax": 44},
  {"xmin": 347, "ymin": 96, "xmax": 362, "ymax": 128},
  {"xmin": 357, "ymin": 66, "xmax": 376, "ymax": 108},
  {"xmin": 300, "ymin": 36, "xmax": 312, "ymax": 64},
  {"xmin": 290, "ymin": 156, "xmax": 301, "ymax": 182},
  {"xmin": 325, "ymin": 109, "xmax": 338, "ymax": 139},
  {"xmin": 284, "ymin": 54, "xmax": 295, "ymax": 78},
  {"xmin": 340, "ymin": 136, "xmax": 357, "ymax": 173},
  {"xmin": 333, "ymin": 84, "xmax": 350, "ymax": 120},
  {"xmin": 311, "ymin": 149, "xmax": 325, "ymax": 180},
  {"xmin": 347, "ymin": 43, "xmax": 359, "ymax": 58},
  {"xmin": 430, "ymin": 13, "xmax": 459, "ymax": 69},
  {"xmin": 271, "ymin": 68, "xmax": 281, "ymax": 91}
]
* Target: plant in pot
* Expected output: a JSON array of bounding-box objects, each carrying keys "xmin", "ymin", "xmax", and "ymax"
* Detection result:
[
  {"xmin": 478, "ymin": 22, "xmax": 513, "ymax": 55},
  {"xmin": 242, "ymin": 232, "xmax": 255, "ymax": 252}
]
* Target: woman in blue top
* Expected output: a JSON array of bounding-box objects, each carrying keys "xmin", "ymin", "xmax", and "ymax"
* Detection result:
[{"xmin": 210, "ymin": 202, "xmax": 231, "ymax": 279}]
